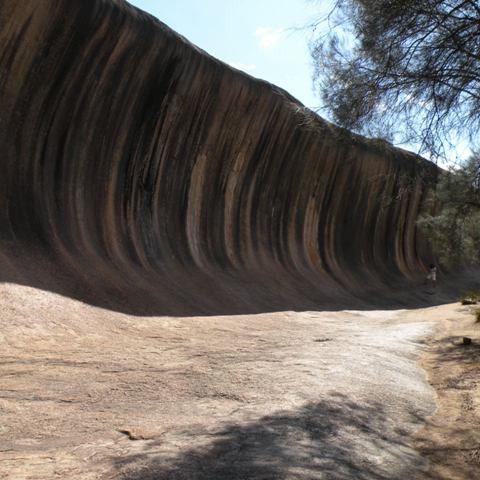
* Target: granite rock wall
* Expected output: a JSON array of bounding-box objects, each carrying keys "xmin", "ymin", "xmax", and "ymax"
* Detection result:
[{"xmin": 0, "ymin": 0, "xmax": 437, "ymax": 314}]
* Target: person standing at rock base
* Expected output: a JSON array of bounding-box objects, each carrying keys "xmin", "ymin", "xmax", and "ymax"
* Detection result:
[{"xmin": 424, "ymin": 264, "xmax": 437, "ymax": 288}]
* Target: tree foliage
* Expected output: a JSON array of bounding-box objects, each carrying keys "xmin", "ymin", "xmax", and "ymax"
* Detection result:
[
  {"xmin": 311, "ymin": 0, "xmax": 480, "ymax": 158},
  {"xmin": 417, "ymin": 154, "xmax": 480, "ymax": 267}
]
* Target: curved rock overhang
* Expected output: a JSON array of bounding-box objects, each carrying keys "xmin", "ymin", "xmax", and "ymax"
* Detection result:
[{"xmin": 0, "ymin": 0, "xmax": 438, "ymax": 315}]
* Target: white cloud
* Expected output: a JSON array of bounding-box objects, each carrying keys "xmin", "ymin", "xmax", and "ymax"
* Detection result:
[
  {"xmin": 229, "ymin": 62, "xmax": 257, "ymax": 72},
  {"xmin": 254, "ymin": 26, "xmax": 285, "ymax": 50}
]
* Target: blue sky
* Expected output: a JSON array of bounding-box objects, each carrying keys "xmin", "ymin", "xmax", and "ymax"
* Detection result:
[{"xmin": 126, "ymin": 0, "xmax": 329, "ymax": 109}]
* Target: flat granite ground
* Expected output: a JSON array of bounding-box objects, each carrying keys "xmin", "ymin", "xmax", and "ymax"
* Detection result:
[{"xmin": 0, "ymin": 282, "xmax": 478, "ymax": 479}]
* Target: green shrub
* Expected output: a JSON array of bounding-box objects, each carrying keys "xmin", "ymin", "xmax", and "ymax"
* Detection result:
[
  {"xmin": 460, "ymin": 290, "xmax": 480, "ymax": 305},
  {"xmin": 416, "ymin": 155, "xmax": 480, "ymax": 269}
]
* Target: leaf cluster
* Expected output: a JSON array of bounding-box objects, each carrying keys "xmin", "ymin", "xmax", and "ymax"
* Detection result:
[{"xmin": 311, "ymin": 0, "xmax": 480, "ymax": 158}]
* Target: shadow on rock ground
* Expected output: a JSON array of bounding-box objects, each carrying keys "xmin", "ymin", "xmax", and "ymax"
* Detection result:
[
  {"xmin": 435, "ymin": 335, "xmax": 480, "ymax": 365},
  {"xmin": 0, "ymin": 241, "xmax": 471, "ymax": 317},
  {"xmin": 114, "ymin": 393, "xmax": 427, "ymax": 480}
]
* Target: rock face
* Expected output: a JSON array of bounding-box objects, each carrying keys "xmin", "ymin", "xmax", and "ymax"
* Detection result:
[{"xmin": 0, "ymin": 0, "xmax": 437, "ymax": 314}]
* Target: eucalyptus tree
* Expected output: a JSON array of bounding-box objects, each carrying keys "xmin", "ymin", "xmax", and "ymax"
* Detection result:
[{"xmin": 311, "ymin": 0, "xmax": 480, "ymax": 158}]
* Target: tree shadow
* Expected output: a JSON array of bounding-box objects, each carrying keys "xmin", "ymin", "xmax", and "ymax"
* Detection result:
[
  {"xmin": 112, "ymin": 393, "xmax": 430, "ymax": 480},
  {"xmin": 433, "ymin": 335, "xmax": 480, "ymax": 365}
]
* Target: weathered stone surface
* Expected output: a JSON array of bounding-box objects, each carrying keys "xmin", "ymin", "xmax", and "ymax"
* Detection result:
[{"xmin": 0, "ymin": 0, "xmax": 437, "ymax": 314}]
